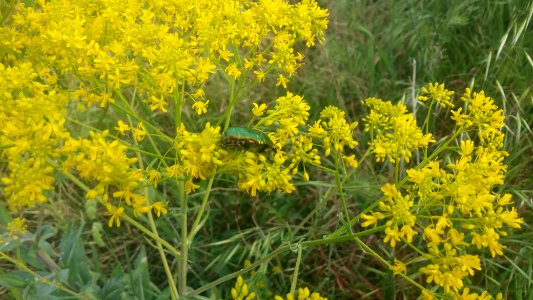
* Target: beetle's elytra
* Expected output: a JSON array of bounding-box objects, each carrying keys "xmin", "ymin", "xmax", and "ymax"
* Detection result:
[{"xmin": 221, "ymin": 127, "xmax": 273, "ymax": 152}]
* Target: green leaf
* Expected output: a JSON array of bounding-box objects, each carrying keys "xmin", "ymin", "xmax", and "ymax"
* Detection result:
[
  {"xmin": 58, "ymin": 222, "xmax": 91, "ymax": 288},
  {"xmin": 0, "ymin": 270, "xmax": 31, "ymax": 289},
  {"xmin": 131, "ymin": 247, "xmax": 152, "ymax": 300}
]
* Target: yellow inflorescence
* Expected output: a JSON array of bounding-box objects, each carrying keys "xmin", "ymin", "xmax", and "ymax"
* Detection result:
[
  {"xmin": 0, "ymin": 0, "xmax": 524, "ymax": 298},
  {"xmin": 274, "ymin": 287, "xmax": 328, "ymax": 300},
  {"xmin": 0, "ymin": 0, "xmax": 329, "ymax": 226},
  {"xmin": 361, "ymin": 85, "xmax": 523, "ymax": 298},
  {"xmin": 362, "ymin": 97, "xmax": 435, "ymax": 163},
  {"xmin": 231, "ymin": 276, "xmax": 256, "ymax": 300}
]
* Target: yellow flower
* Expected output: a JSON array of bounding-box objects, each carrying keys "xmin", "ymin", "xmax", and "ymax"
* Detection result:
[
  {"xmin": 455, "ymin": 288, "xmax": 493, "ymax": 300},
  {"xmin": 275, "ymin": 287, "xmax": 327, "ymax": 300},
  {"xmin": 390, "ymin": 259, "xmax": 407, "ymax": 275},
  {"xmin": 106, "ymin": 204, "xmax": 124, "ymax": 228},
  {"xmin": 498, "ymin": 207, "xmax": 524, "ymax": 228},
  {"xmin": 418, "ymin": 82, "xmax": 455, "ymax": 108},
  {"xmin": 151, "ymin": 201, "xmax": 168, "ymax": 218},
  {"xmin": 225, "ymin": 63, "xmax": 242, "ymax": 80},
  {"xmin": 115, "ymin": 120, "xmax": 130, "ymax": 135},
  {"xmin": 421, "ymin": 289, "xmax": 436, "ymax": 300},
  {"xmin": 360, "ymin": 212, "xmax": 384, "ymax": 227},
  {"xmin": 192, "ymin": 100, "xmax": 209, "ymax": 115},
  {"xmin": 277, "ymin": 74, "xmax": 288, "ymax": 88},
  {"xmin": 254, "ymin": 69, "xmax": 266, "ymax": 82},
  {"xmin": 192, "ymin": 88, "xmax": 205, "ymax": 98},
  {"xmin": 363, "ymin": 97, "xmax": 434, "ymax": 163},
  {"xmin": 7, "ymin": 217, "xmax": 28, "ymax": 237},
  {"xmin": 384, "ymin": 226, "xmax": 402, "ymax": 247},
  {"xmin": 313, "ymin": 106, "xmax": 358, "ymax": 157},
  {"xmin": 252, "ymin": 103, "xmax": 267, "ymax": 117},
  {"xmin": 231, "ymin": 276, "xmax": 256, "ymax": 300},
  {"xmin": 133, "ymin": 122, "xmax": 147, "ymax": 142},
  {"xmin": 149, "ymin": 95, "xmax": 168, "ymax": 112},
  {"xmin": 244, "ymin": 58, "xmax": 254, "ymax": 69},
  {"xmin": 147, "ymin": 169, "xmax": 161, "ymax": 187},
  {"xmin": 343, "ymin": 154, "xmax": 358, "ymax": 168},
  {"xmin": 472, "ymin": 227, "xmax": 505, "ymax": 257},
  {"xmin": 185, "ymin": 179, "xmax": 200, "ymax": 194}
]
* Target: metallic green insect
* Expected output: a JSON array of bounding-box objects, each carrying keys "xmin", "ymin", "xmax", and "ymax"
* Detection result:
[{"xmin": 221, "ymin": 127, "xmax": 273, "ymax": 152}]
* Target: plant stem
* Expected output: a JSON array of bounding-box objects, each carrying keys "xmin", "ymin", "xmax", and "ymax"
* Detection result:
[
  {"xmin": 398, "ymin": 125, "xmax": 464, "ymax": 187},
  {"xmin": 121, "ymin": 214, "xmax": 182, "ymax": 257},
  {"xmin": 423, "ymin": 101, "xmax": 435, "ymax": 159},
  {"xmin": 46, "ymin": 158, "xmax": 182, "ymax": 258},
  {"xmin": 178, "ymin": 180, "xmax": 188, "ymax": 295},
  {"xmin": 352, "ymin": 237, "xmax": 425, "ymax": 290},
  {"xmin": 289, "ymin": 243, "xmax": 303, "ymax": 295},
  {"xmin": 129, "ymin": 111, "xmax": 180, "ymax": 300},
  {"xmin": 326, "ymin": 202, "xmax": 382, "ymax": 239},
  {"xmin": 394, "ymin": 158, "xmax": 400, "ymax": 184},
  {"xmin": 0, "ymin": 251, "xmax": 86, "ymax": 299},
  {"xmin": 189, "ymin": 227, "xmax": 385, "ymax": 296},
  {"xmin": 187, "ymin": 174, "xmax": 215, "ymax": 244},
  {"xmin": 147, "ymin": 213, "xmax": 180, "ymax": 300},
  {"xmin": 335, "ymin": 153, "xmax": 354, "ymax": 235},
  {"xmin": 223, "ymin": 79, "xmax": 236, "ymax": 130},
  {"xmin": 175, "ymin": 82, "xmax": 184, "ymax": 128}
]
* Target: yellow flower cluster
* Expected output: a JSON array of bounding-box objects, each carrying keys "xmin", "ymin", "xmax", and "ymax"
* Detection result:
[
  {"xmin": 2, "ymin": 0, "xmax": 327, "ymax": 114},
  {"xmin": 6, "ymin": 217, "xmax": 28, "ymax": 238},
  {"xmin": 229, "ymin": 274, "xmax": 327, "ymax": 300},
  {"xmin": 158, "ymin": 91, "xmax": 357, "ymax": 198},
  {"xmin": 309, "ymin": 106, "xmax": 358, "ymax": 158},
  {"xmin": 221, "ymin": 93, "xmax": 313, "ymax": 196},
  {"xmin": 374, "ymin": 183, "xmax": 416, "ymax": 247},
  {"xmin": 452, "ymin": 88, "xmax": 506, "ymax": 150},
  {"xmin": 222, "ymin": 94, "xmax": 358, "ymax": 195},
  {"xmin": 422, "ymin": 288, "xmax": 501, "ymax": 300},
  {"xmin": 166, "ymin": 123, "xmax": 223, "ymax": 193},
  {"xmin": 361, "ymin": 85, "xmax": 523, "ymax": 298},
  {"xmin": 60, "ymin": 130, "xmax": 167, "ymax": 225},
  {"xmin": 362, "ymin": 98, "xmax": 435, "ymax": 163},
  {"xmin": 1, "ymin": 0, "xmax": 328, "ymax": 227},
  {"xmin": 0, "ymin": 63, "xmax": 68, "ymax": 214},
  {"xmin": 274, "ymin": 287, "xmax": 328, "ymax": 300},
  {"xmin": 418, "ymin": 82, "xmax": 455, "ymax": 108},
  {"xmin": 231, "ymin": 276, "xmax": 256, "ymax": 300}
]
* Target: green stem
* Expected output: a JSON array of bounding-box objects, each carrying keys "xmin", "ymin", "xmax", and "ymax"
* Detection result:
[
  {"xmin": 187, "ymin": 174, "xmax": 215, "ymax": 244},
  {"xmin": 423, "ymin": 101, "xmax": 435, "ymax": 159},
  {"xmin": 131, "ymin": 131, "xmax": 179, "ymax": 300},
  {"xmin": 223, "ymin": 79, "xmax": 236, "ymax": 130},
  {"xmin": 178, "ymin": 180, "xmax": 188, "ymax": 295},
  {"xmin": 290, "ymin": 243, "xmax": 303, "ymax": 295},
  {"xmin": 46, "ymin": 158, "xmax": 182, "ymax": 257},
  {"xmin": 424, "ymin": 101, "xmax": 434, "ymax": 135},
  {"xmin": 0, "ymin": 252, "xmax": 86, "ymax": 299},
  {"xmin": 394, "ymin": 158, "xmax": 400, "ymax": 184},
  {"xmin": 402, "ymin": 238, "xmax": 428, "ymax": 257},
  {"xmin": 326, "ymin": 205, "xmax": 383, "ymax": 239},
  {"xmin": 175, "ymin": 82, "xmax": 184, "ymax": 127},
  {"xmin": 121, "ymin": 214, "xmax": 181, "ymax": 258},
  {"xmin": 398, "ymin": 125, "xmax": 464, "ymax": 187},
  {"xmin": 113, "ymin": 91, "xmax": 174, "ymax": 140},
  {"xmin": 147, "ymin": 213, "xmax": 180, "ymax": 300},
  {"xmin": 189, "ymin": 227, "xmax": 385, "ymax": 296},
  {"xmin": 307, "ymin": 161, "xmax": 336, "ymax": 173},
  {"xmin": 335, "ymin": 153, "xmax": 354, "ymax": 235},
  {"xmin": 353, "ymin": 237, "xmax": 425, "ymax": 290}
]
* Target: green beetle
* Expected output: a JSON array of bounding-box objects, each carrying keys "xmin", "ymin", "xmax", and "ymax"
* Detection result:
[{"xmin": 221, "ymin": 127, "xmax": 274, "ymax": 152}]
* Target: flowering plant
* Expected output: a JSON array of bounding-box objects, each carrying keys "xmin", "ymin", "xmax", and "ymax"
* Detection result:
[{"xmin": 0, "ymin": 1, "xmax": 523, "ymax": 299}]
